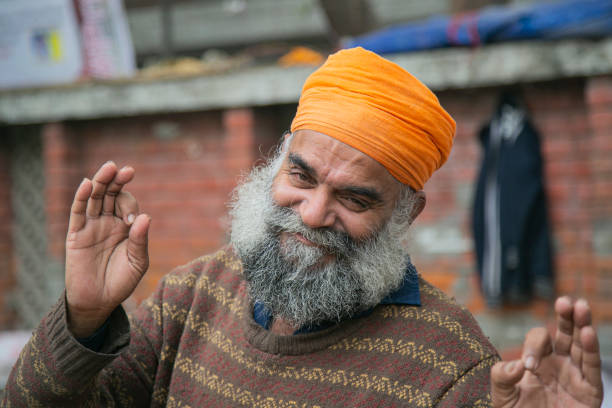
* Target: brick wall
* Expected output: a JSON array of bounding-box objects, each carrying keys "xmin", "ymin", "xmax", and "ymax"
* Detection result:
[
  {"xmin": 410, "ymin": 77, "xmax": 612, "ymax": 355},
  {"xmin": 0, "ymin": 135, "xmax": 16, "ymax": 329},
  {"xmin": 1, "ymin": 77, "xmax": 611, "ymax": 353},
  {"xmin": 37, "ymin": 107, "xmax": 288, "ymax": 307},
  {"xmin": 586, "ymin": 77, "xmax": 612, "ymax": 322}
]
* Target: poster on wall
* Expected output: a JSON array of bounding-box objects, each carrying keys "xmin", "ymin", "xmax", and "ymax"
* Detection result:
[
  {"xmin": 0, "ymin": 0, "xmax": 135, "ymax": 90},
  {"xmin": 76, "ymin": 0, "xmax": 136, "ymax": 79},
  {"xmin": 0, "ymin": 0, "xmax": 83, "ymax": 90}
]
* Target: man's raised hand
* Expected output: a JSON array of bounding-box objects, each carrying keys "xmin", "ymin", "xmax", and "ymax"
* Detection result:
[
  {"xmin": 65, "ymin": 162, "xmax": 151, "ymax": 338},
  {"xmin": 491, "ymin": 297, "xmax": 603, "ymax": 407}
]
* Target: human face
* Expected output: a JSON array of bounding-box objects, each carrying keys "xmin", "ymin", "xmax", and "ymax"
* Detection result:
[
  {"xmin": 229, "ymin": 135, "xmax": 414, "ymax": 327},
  {"xmin": 271, "ymin": 129, "xmax": 402, "ymax": 243}
]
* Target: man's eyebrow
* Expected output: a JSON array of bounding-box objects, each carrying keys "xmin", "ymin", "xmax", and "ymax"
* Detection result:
[
  {"xmin": 288, "ymin": 153, "xmax": 316, "ymax": 177},
  {"xmin": 342, "ymin": 186, "xmax": 383, "ymax": 203}
]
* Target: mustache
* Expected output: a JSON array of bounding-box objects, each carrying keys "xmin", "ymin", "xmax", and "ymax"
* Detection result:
[{"xmin": 266, "ymin": 205, "xmax": 356, "ymax": 255}]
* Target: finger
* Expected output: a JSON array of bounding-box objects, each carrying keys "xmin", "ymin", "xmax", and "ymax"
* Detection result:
[
  {"xmin": 127, "ymin": 214, "xmax": 151, "ymax": 276},
  {"xmin": 491, "ymin": 360, "xmax": 525, "ymax": 406},
  {"xmin": 68, "ymin": 178, "xmax": 93, "ymax": 235},
  {"xmin": 573, "ymin": 298, "xmax": 592, "ymax": 328},
  {"xmin": 102, "ymin": 166, "xmax": 135, "ymax": 214},
  {"xmin": 521, "ymin": 327, "xmax": 553, "ymax": 371},
  {"xmin": 570, "ymin": 299, "xmax": 591, "ymax": 367},
  {"xmin": 86, "ymin": 162, "xmax": 118, "ymax": 217},
  {"xmin": 115, "ymin": 191, "xmax": 140, "ymax": 225},
  {"xmin": 580, "ymin": 326, "xmax": 603, "ymax": 390},
  {"xmin": 553, "ymin": 296, "xmax": 574, "ymax": 356}
]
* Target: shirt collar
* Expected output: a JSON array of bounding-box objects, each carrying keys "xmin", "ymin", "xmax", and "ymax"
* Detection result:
[
  {"xmin": 380, "ymin": 258, "xmax": 421, "ymax": 306},
  {"xmin": 253, "ymin": 258, "xmax": 420, "ymax": 333}
]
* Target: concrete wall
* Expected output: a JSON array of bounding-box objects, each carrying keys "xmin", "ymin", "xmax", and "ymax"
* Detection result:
[{"xmin": 1, "ymin": 76, "xmax": 611, "ymax": 357}]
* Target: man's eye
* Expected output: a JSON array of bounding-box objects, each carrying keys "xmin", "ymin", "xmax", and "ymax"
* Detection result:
[
  {"xmin": 342, "ymin": 196, "xmax": 369, "ymax": 211},
  {"xmin": 289, "ymin": 171, "xmax": 311, "ymax": 184}
]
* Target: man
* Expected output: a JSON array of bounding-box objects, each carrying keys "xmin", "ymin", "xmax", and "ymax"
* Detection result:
[{"xmin": 3, "ymin": 48, "xmax": 603, "ymax": 407}]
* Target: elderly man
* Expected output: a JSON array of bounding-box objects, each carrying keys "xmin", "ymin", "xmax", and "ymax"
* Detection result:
[{"xmin": 3, "ymin": 48, "xmax": 603, "ymax": 407}]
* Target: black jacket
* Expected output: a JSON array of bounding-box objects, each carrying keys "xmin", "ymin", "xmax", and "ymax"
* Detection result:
[{"xmin": 472, "ymin": 94, "xmax": 554, "ymax": 306}]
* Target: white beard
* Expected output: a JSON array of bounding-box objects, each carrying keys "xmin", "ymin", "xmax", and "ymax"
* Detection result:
[{"xmin": 229, "ymin": 152, "xmax": 415, "ymax": 329}]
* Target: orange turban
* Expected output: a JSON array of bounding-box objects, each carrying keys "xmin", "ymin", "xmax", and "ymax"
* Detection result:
[{"xmin": 291, "ymin": 47, "xmax": 456, "ymax": 190}]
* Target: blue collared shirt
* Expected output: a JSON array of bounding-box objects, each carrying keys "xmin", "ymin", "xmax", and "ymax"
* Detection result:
[{"xmin": 253, "ymin": 260, "xmax": 421, "ymax": 334}]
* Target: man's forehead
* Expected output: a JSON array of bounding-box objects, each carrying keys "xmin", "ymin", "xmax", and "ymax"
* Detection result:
[{"xmin": 288, "ymin": 130, "xmax": 379, "ymax": 166}]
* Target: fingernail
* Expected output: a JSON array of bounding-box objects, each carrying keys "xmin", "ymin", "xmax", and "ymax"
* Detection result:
[
  {"xmin": 505, "ymin": 361, "xmax": 516, "ymax": 373},
  {"xmin": 525, "ymin": 355, "xmax": 535, "ymax": 370},
  {"xmin": 127, "ymin": 214, "xmax": 135, "ymax": 224}
]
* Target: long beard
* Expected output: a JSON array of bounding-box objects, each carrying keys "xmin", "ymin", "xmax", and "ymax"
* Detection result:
[{"xmin": 229, "ymin": 153, "xmax": 412, "ymax": 329}]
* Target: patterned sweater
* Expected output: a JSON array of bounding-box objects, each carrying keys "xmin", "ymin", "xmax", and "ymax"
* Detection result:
[{"xmin": 3, "ymin": 247, "xmax": 499, "ymax": 407}]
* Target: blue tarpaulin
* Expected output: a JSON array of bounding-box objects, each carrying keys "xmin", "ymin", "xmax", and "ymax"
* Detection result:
[{"xmin": 345, "ymin": 0, "xmax": 612, "ymax": 54}]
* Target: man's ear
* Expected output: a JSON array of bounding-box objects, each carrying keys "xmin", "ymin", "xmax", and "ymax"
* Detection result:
[{"xmin": 408, "ymin": 190, "xmax": 426, "ymax": 225}]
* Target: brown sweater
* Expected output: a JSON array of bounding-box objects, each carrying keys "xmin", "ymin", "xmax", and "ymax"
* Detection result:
[{"xmin": 3, "ymin": 247, "xmax": 499, "ymax": 407}]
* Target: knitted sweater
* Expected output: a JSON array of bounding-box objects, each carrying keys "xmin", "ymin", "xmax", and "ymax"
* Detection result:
[{"xmin": 3, "ymin": 247, "xmax": 499, "ymax": 407}]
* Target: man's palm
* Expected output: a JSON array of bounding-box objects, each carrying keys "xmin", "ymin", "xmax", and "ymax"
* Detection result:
[
  {"xmin": 67, "ymin": 216, "xmax": 138, "ymax": 312},
  {"xmin": 65, "ymin": 163, "xmax": 150, "ymax": 338},
  {"xmin": 491, "ymin": 298, "xmax": 603, "ymax": 407}
]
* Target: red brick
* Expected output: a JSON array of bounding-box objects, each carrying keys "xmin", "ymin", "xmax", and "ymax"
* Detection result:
[
  {"xmin": 546, "ymin": 160, "xmax": 590, "ymax": 179},
  {"xmin": 223, "ymin": 108, "xmax": 254, "ymax": 129},
  {"xmin": 588, "ymin": 134, "xmax": 612, "ymax": 153},
  {"xmin": 586, "ymin": 76, "xmax": 612, "ymax": 105},
  {"xmin": 589, "ymin": 110, "xmax": 612, "ymax": 130},
  {"xmin": 591, "ymin": 300, "xmax": 612, "ymax": 322}
]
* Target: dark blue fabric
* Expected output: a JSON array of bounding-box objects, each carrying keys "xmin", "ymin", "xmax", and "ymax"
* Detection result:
[
  {"xmin": 346, "ymin": 0, "xmax": 612, "ymax": 55},
  {"xmin": 76, "ymin": 318, "xmax": 110, "ymax": 352},
  {"xmin": 253, "ymin": 259, "xmax": 421, "ymax": 334},
  {"xmin": 380, "ymin": 260, "xmax": 420, "ymax": 306},
  {"xmin": 253, "ymin": 301, "xmax": 273, "ymax": 330}
]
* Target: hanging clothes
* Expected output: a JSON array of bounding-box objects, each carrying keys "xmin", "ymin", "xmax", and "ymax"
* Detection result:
[{"xmin": 472, "ymin": 93, "xmax": 554, "ymax": 307}]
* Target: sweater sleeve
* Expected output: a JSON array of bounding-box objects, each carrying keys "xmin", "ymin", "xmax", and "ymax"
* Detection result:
[
  {"xmin": 1, "ymin": 291, "xmax": 161, "ymax": 407},
  {"xmin": 435, "ymin": 354, "xmax": 499, "ymax": 408}
]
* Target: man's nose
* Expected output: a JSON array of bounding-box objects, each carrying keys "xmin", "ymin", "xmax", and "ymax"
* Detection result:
[{"xmin": 297, "ymin": 189, "xmax": 336, "ymax": 229}]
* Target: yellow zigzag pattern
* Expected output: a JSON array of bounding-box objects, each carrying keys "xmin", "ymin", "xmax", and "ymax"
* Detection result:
[
  {"xmin": 25, "ymin": 332, "xmax": 71, "ymax": 399},
  {"xmin": 216, "ymin": 249, "xmax": 243, "ymax": 272},
  {"xmin": 418, "ymin": 281, "xmax": 473, "ymax": 315},
  {"xmin": 435, "ymin": 356, "xmax": 497, "ymax": 406},
  {"xmin": 162, "ymin": 271, "xmax": 244, "ymax": 318},
  {"xmin": 455, "ymin": 356, "xmax": 497, "ymax": 387},
  {"xmin": 166, "ymin": 396, "xmax": 193, "ymax": 408},
  {"xmin": 163, "ymin": 311, "xmax": 433, "ymax": 406},
  {"xmin": 381, "ymin": 306, "xmax": 487, "ymax": 357},
  {"xmin": 418, "ymin": 281, "xmax": 456, "ymax": 304},
  {"xmin": 175, "ymin": 356, "xmax": 321, "ymax": 408},
  {"xmin": 473, "ymin": 397, "xmax": 493, "ymax": 408},
  {"xmin": 190, "ymin": 248, "xmax": 242, "ymax": 272},
  {"xmin": 329, "ymin": 337, "xmax": 459, "ymax": 377}
]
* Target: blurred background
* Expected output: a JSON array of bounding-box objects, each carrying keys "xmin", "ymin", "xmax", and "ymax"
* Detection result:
[{"xmin": 1, "ymin": 0, "xmax": 612, "ymax": 395}]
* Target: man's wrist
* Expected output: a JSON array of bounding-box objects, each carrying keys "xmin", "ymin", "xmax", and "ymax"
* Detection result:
[{"xmin": 67, "ymin": 305, "xmax": 114, "ymax": 338}]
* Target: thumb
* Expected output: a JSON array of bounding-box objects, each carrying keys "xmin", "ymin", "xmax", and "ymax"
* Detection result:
[
  {"xmin": 127, "ymin": 213, "xmax": 150, "ymax": 276},
  {"xmin": 491, "ymin": 360, "xmax": 524, "ymax": 407}
]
